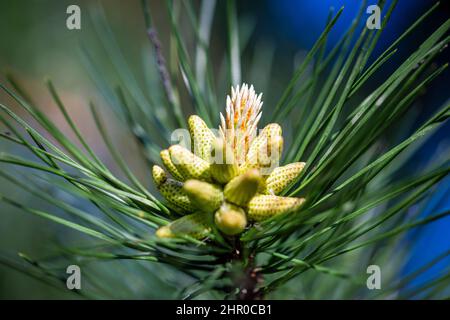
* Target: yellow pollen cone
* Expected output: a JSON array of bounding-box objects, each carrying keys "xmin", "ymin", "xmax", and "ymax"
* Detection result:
[
  {"xmin": 263, "ymin": 162, "xmax": 305, "ymax": 195},
  {"xmin": 169, "ymin": 145, "xmax": 211, "ymax": 181},
  {"xmin": 224, "ymin": 169, "xmax": 261, "ymax": 206},
  {"xmin": 263, "ymin": 123, "xmax": 282, "ymax": 138},
  {"xmin": 257, "ymin": 135, "xmax": 283, "ymax": 176},
  {"xmin": 247, "ymin": 194, "xmax": 305, "ymax": 222},
  {"xmin": 158, "ymin": 178, "xmax": 196, "ymax": 213},
  {"xmin": 183, "ymin": 179, "xmax": 224, "ymax": 212},
  {"xmin": 156, "ymin": 212, "xmax": 212, "ymax": 239},
  {"xmin": 188, "ymin": 115, "xmax": 216, "ymax": 161},
  {"xmin": 160, "ymin": 149, "xmax": 184, "ymax": 181},
  {"xmin": 243, "ymin": 123, "xmax": 282, "ymax": 173},
  {"xmin": 152, "ymin": 165, "xmax": 167, "ymax": 187},
  {"xmin": 210, "ymin": 138, "xmax": 239, "ymax": 184},
  {"xmin": 214, "ymin": 203, "xmax": 247, "ymax": 236}
]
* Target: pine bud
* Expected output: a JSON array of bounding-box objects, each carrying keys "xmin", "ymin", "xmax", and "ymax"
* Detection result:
[
  {"xmin": 243, "ymin": 123, "xmax": 283, "ymax": 173},
  {"xmin": 183, "ymin": 179, "xmax": 224, "ymax": 212},
  {"xmin": 210, "ymin": 138, "xmax": 239, "ymax": 184},
  {"xmin": 247, "ymin": 194, "xmax": 305, "ymax": 222},
  {"xmin": 262, "ymin": 162, "xmax": 305, "ymax": 195},
  {"xmin": 259, "ymin": 135, "xmax": 283, "ymax": 176},
  {"xmin": 214, "ymin": 203, "xmax": 247, "ymax": 236},
  {"xmin": 152, "ymin": 165, "xmax": 167, "ymax": 187},
  {"xmin": 158, "ymin": 178, "xmax": 196, "ymax": 213},
  {"xmin": 188, "ymin": 115, "xmax": 216, "ymax": 161},
  {"xmin": 156, "ymin": 212, "xmax": 212, "ymax": 239},
  {"xmin": 160, "ymin": 149, "xmax": 184, "ymax": 181},
  {"xmin": 224, "ymin": 169, "xmax": 261, "ymax": 206},
  {"xmin": 169, "ymin": 145, "xmax": 211, "ymax": 181},
  {"xmin": 262, "ymin": 123, "xmax": 282, "ymax": 138}
]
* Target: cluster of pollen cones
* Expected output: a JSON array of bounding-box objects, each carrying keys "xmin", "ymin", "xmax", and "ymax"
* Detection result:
[{"xmin": 152, "ymin": 84, "xmax": 306, "ymax": 239}]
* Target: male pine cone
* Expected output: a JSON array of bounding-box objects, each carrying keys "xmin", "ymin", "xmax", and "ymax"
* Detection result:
[{"xmin": 152, "ymin": 84, "xmax": 306, "ymax": 239}]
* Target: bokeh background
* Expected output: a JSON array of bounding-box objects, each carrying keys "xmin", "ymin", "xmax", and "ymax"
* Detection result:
[{"xmin": 0, "ymin": 0, "xmax": 449, "ymax": 298}]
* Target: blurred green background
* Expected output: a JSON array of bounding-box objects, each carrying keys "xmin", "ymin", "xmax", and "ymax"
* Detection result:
[{"xmin": 0, "ymin": 0, "xmax": 170, "ymax": 299}]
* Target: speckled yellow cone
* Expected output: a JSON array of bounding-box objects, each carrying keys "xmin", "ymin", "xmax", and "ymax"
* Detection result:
[
  {"xmin": 263, "ymin": 162, "xmax": 305, "ymax": 195},
  {"xmin": 247, "ymin": 194, "xmax": 305, "ymax": 222},
  {"xmin": 183, "ymin": 179, "xmax": 223, "ymax": 212},
  {"xmin": 247, "ymin": 136, "xmax": 283, "ymax": 172},
  {"xmin": 158, "ymin": 180, "xmax": 196, "ymax": 213},
  {"xmin": 152, "ymin": 165, "xmax": 167, "ymax": 187},
  {"xmin": 152, "ymin": 165, "xmax": 195, "ymax": 212},
  {"xmin": 160, "ymin": 149, "xmax": 184, "ymax": 181},
  {"xmin": 188, "ymin": 115, "xmax": 216, "ymax": 161},
  {"xmin": 210, "ymin": 138, "xmax": 239, "ymax": 184},
  {"xmin": 243, "ymin": 124, "xmax": 283, "ymax": 173},
  {"xmin": 169, "ymin": 145, "xmax": 211, "ymax": 181},
  {"xmin": 262, "ymin": 123, "xmax": 282, "ymax": 139},
  {"xmin": 260, "ymin": 135, "xmax": 284, "ymax": 175},
  {"xmin": 214, "ymin": 203, "xmax": 247, "ymax": 235},
  {"xmin": 224, "ymin": 169, "xmax": 261, "ymax": 206},
  {"xmin": 156, "ymin": 212, "xmax": 212, "ymax": 239}
]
